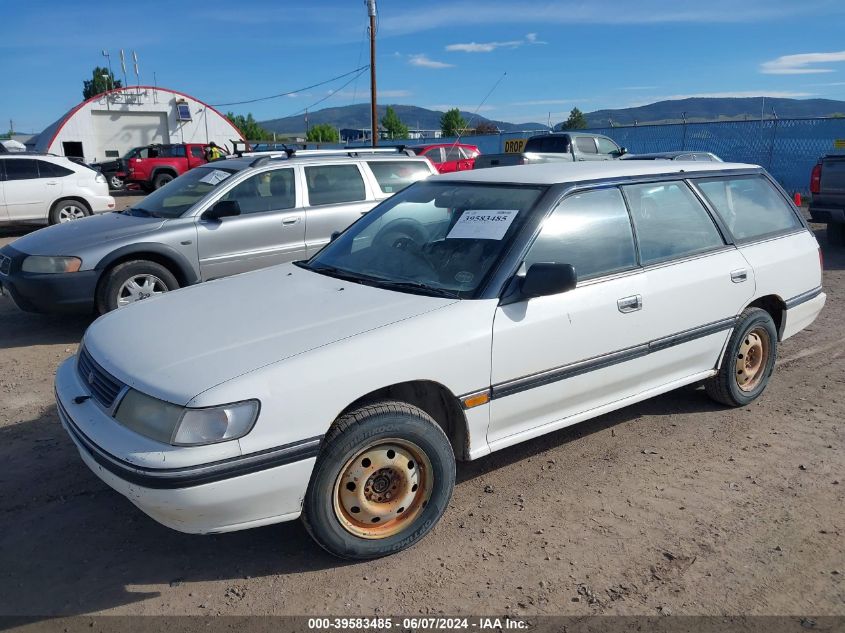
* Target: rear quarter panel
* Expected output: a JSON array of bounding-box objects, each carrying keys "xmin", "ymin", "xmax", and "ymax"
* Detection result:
[{"xmin": 739, "ymin": 229, "xmax": 822, "ymax": 308}]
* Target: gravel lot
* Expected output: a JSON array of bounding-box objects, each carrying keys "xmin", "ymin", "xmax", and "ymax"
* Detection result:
[{"xmin": 0, "ymin": 198, "xmax": 842, "ymax": 617}]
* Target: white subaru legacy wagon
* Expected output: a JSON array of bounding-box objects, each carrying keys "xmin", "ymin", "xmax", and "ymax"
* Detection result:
[{"xmin": 55, "ymin": 161, "xmax": 825, "ymax": 559}]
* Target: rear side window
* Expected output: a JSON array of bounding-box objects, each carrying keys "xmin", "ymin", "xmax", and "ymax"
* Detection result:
[
  {"xmin": 161, "ymin": 145, "xmax": 187, "ymax": 158},
  {"xmin": 524, "ymin": 188, "xmax": 637, "ymax": 280},
  {"xmin": 3, "ymin": 159, "xmax": 39, "ymax": 180},
  {"xmin": 595, "ymin": 137, "xmax": 620, "ymax": 155},
  {"xmin": 695, "ymin": 175, "xmax": 801, "ymax": 242},
  {"xmin": 220, "ymin": 168, "xmax": 295, "ymax": 214},
  {"xmin": 367, "ymin": 160, "xmax": 431, "ymax": 194},
  {"xmin": 305, "ymin": 164, "xmax": 366, "ymax": 205},
  {"xmin": 525, "ymin": 136, "xmax": 570, "ymax": 153},
  {"xmin": 424, "ymin": 148, "xmax": 443, "ymax": 163},
  {"xmin": 191, "ymin": 147, "xmax": 205, "ymax": 158},
  {"xmin": 575, "ymin": 137, "xmax": 598, "ymax": 154},
  {"xmin": 623, "ymin": 181, "xmax": 724, "ymax": 265},
  {"xmin": 37, "ymin": 161, "xmax": 74, "ymax": 177}
]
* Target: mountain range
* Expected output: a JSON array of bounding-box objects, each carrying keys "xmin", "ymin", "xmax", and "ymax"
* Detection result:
[{"xmin": 259, "ymin": 97, "xmax": 845, "ymax": 135}]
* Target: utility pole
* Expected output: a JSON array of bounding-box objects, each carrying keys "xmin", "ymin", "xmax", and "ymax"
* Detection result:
[{"xmin": 368, "ymin": 0, "xmax": 377, "ymax": 147}]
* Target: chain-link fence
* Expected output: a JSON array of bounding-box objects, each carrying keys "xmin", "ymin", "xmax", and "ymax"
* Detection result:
[{"xmin": 367, "ymin": 118, "xmax": 845, "ymax": 195}]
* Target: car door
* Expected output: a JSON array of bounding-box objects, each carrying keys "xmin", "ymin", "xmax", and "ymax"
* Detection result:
[
  {"xmin": 196, "ymin": 167, "xmax": 306, "ymax": 280},
  {"xmin": 619, "ymin": 180, "xmax": 754, "ymax": 390},
  {"xmin": 303, "ymin": 163, "xmax": 374, "ymax": 256},
  {"xmin": 488, "ymin": 187, "xmax": 647, "ymax": 447},
  {"xmin": 596, "ymin": 137, "xmax": 623, "ymax": 160},
  {"xmin": 0, "ymin": 160, "xmax": 8, "ymax": 221},
  {"xmin": 572, "ymin": 136, "xmax": 604, "ymax": 161},
  {"xmin": 440, "ymin": 146, "xmax": 464, "ymax": 173},
  {"xmin": 2, "ymin": 158, "xmax": 54, "ymax": 221},
  {"xmin": 423, "ymin": 147, "xmax": 445, "ymax": 173}
]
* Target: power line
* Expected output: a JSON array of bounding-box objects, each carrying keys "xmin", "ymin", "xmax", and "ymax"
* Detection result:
[
  {"xmin": 287, "ymin": 66, "xmax": 370, "ymax": 119},
  {"xmin": 210, "ymin": 65, "xmax": 370, "ymax": 107}
]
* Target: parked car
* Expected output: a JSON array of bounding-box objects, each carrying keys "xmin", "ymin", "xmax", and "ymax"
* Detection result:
[
  {"xmin": 622, "ymin": 151, "xmax": 723, "ymax": 162},
  {"xmin": 407, "ymin": 143, "xmax": 480, "ymax": 173},
  {"xmin": 809, "ymin": 154, "xmax": 845, "ymax": 246},
  {"xmin": 54, "ymin": 160, "xmax": 823, "ymax": 559},
  {"xmin": 0, "ymin": 148, "xmax": 435, "ymax": 314},
  {"xmin": 125, "ymin": 143, "xmax": 210, "ymax": 191},
  {"xmin": 473, "ymin": 132, "xmax": 625, "ymax": 169},
  {"xmin": 91, "ymin": 146, "xmax": 148, "ymax": 191},
  {"xmin": 0, "ymin": 154, "xmax": 114, "ymax": 225}
]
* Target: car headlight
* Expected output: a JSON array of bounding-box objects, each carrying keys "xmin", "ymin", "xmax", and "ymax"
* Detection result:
[
  {"xmin": 114, "ymin": 389, "xmax": 259, "ymax": 446},
  {"xmin": 21, "ymin": 256, "xmax": 82, "ymax": 273}
]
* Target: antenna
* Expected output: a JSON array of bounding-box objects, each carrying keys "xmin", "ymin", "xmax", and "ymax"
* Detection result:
[
  {"xmin": 451, "ymin": 71, "xmax": 507, "ymax": 148},
  {"xmin": 132, "ymin": 51, "xmax": 140, "ymax": 96}
]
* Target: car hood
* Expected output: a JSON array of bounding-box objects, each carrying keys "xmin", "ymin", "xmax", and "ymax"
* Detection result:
[
  {"xmin": 11, "ymin": 212, "xmax": 167, "ymax": 257},
  {"xmin": 83, "ymin": 264, "xmax": 457, "ymax": 405}
]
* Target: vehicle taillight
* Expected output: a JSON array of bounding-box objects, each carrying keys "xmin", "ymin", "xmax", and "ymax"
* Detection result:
[
  {"xmin": 810, "ymin": 163, "xmax": 822, "ymax": 194},
  {"xmin": 819, "ymin": 246, "xmax": 824, "ymax": 272}
]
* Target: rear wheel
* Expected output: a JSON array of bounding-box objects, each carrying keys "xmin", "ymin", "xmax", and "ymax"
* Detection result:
[
  {"xmin": 705, "ymin": 307, "xmax": 777, "ymax": 407},
  {"xmin": 827, "ymin": 223, "xmax": 845, "ymax": 247},
  {"xmin": 49, "ymin": 199, "xmax": 90, "ymax": 224},
  {"xmin": 96, "ymin": 260, "xmax": 179, "ymax": 313},
  {"xmin": 153, "ymin": 172, "xmax": 175, "ymax": 189},
  {"xmin": 302, "ymin": 401, "xmax": 455, "ymax": 559}
]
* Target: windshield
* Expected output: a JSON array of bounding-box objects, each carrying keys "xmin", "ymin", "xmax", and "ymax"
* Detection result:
[
  {"xmin": 301, "ymin": 181, "xmax": 546, "ymax": 298},
  {"xmin": 124, "ymin": 166, "xmax": 237, "ymax": 218}
]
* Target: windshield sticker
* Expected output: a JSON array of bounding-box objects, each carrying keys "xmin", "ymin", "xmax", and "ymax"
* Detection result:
[
  {"xmin": 454, "ymin": 271, "xmax": 475, "ymax": 284},
  {"xmin": 199, "ymin": 169, "xmax": 232, "ymax": 185},
  {"xmin": 446, "ymin": 209, "xmax": 519, "ymax": 240}
]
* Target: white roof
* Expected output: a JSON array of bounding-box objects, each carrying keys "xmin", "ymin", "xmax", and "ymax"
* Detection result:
[{"xmin": 433, "ymin": 160, "xmax": 759, "ymax": 185}]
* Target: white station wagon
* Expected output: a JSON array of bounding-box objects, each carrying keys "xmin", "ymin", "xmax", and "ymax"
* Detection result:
[{"xmin": 55, "ymin": 160, "xmax": 825, "ymax": 559}]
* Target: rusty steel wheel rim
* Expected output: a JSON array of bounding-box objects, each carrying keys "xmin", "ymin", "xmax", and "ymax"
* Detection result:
[
  {"xmin": 735, "ymin": 327, "xmax": 770, "ymax": 392},
  {"xmin": 333, "ymin": 438, "xmax": 433, "ymax": 540}
]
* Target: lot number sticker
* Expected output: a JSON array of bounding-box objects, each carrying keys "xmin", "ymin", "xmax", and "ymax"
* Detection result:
[
  {"xmin": 447, "ymin": 209, "xmax": 519, "ymax": 240},
  {"xmin": 199, "ymin": 169, "xmax": 232, "ymax": 185}
]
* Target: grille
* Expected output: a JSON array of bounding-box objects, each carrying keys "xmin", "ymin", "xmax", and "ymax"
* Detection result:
[
  {"xmin": 0, "ymin": 254, "xmax": 10, "ymax": 276},
  {"xmin": 76, "ymin": 346, "xmax": 125, "ymax": 410}
]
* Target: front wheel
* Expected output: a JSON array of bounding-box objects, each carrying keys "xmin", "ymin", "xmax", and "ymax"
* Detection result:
[
  {"xmin": 96, "ymin": 260, "xmax": 179, "ymax": 313},
  {"xmin": 302, "ymin": 401, "xmax": 455, "ymax": 560},
  {"xmin": 705, "ymin": 307, "xmax": 778, "ymax": 407}
]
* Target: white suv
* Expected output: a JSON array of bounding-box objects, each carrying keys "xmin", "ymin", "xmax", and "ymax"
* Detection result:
[
  {"xmin": 55, "ymin": 160, "xmax": 824, "ymax": 559},
  {"xmin": 0, "ymin": 154, "xmax": 115, "ymax": 224}
]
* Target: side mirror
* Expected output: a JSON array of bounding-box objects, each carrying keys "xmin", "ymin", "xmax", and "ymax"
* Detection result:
[
  {"xmin": 203, "ymin": 199, "xmax": 241, "ymax": 221},
  {"xmin": 501, "ymin": 263, "xmax": 577, "ymax": 305},
  {"xmin": 616, "ymin": 147, "xmax": 628, "ymax": 156},
  {"xmin": 330, "ymin": 230, "xmax": 341, "ymax": 243}
]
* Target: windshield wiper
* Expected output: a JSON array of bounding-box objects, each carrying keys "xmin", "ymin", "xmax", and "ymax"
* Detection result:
[
  {"xmin": 124, "ymin": 207, "xmax": 162, "ymax": 218},
  {"xmin": 367, "ymin": 279, "xmax": 461, "ymax": 299}
]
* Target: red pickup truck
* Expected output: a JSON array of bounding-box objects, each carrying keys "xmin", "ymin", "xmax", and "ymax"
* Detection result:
[{"xmin": 125, "ymin": 143, "xmax": 210, "ymax": 191}]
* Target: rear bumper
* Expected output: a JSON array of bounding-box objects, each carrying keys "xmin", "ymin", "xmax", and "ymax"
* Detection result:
[
  {"xmin": 808, "ymin": 205, "xmax": 845, "ymax": 224},
  {"xmin": 0, "ymin": 246, "xmax": 98, "ymax": 314},
  {"xmin": 782, "ymin": 288, "xmax": 826, "ymax": 341},
  {"xmin": 90, "ymin": 194, "xmax": 116, "ymax": 214}
]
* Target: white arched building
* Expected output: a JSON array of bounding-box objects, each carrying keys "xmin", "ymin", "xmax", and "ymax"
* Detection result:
[{"xmin": 29, "ymin": 86, "xmax": 245, "ymax": 163}]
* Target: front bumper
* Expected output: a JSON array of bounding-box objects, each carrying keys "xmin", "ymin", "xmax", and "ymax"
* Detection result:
[
  {"xmin": 0, "ymin": 246, "xmax": 98, "ymax": 314},
  {"xmin": 55, "ymin": 356, "xmax": 317, "ymax": 534}
]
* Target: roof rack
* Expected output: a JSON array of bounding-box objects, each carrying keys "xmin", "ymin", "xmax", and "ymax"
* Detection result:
[{"xmin": 246, "ymin": 146, "xmax": 415, "ymax": 167}]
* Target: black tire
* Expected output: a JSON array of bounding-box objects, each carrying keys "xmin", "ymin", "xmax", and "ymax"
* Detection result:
[
  {"xmin": 96, "ymin": 260, "xmax": 179, "ymax": 313},
  {"xmin": 302, "ymin": 401, "xmax": 455, "ymax": 560},
  {"xmin": 705, "ymin": 307, "xmax": 778, "ymax": 407},
  {"xmin": 827, "ymin": 223, "xmax": 845, "ymax": 247},
  {"xmin": 48, "ymin": 198, "xmax": 91, "ymax": 224},
  {"xmin": 108, "ymin": 174, "xmax": 125, "ymax": 191},
  {"xmin": 153, "ymin": 172, "xmax": 175, "ymax": 189}
]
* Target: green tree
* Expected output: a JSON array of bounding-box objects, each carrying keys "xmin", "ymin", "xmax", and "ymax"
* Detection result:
[
  {"xmin": 306, "ymin": 123, "xmax": 340, "ymax": 143},
  {"xmin": 560, "ymin": 107, "xmax": 588, "ymax": 130},
  {"xmin": 82, "ymin": 66, "xmax": 122, "ymax": 99},
  {"xmin": 381, "ymin": 106, "xmax": 409, "ymax": 139},
  {"xmin": 226, "ymin": 112, "xmax": 273, "ymax": 140},
  {"xmin": 440, "ymin": 108, "xmax": 467, "ymax": 137}
]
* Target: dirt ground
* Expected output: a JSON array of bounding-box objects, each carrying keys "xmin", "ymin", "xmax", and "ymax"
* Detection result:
[{"xmin": 0, "ymin": 198, "xmax": 842, "ymax": 618}]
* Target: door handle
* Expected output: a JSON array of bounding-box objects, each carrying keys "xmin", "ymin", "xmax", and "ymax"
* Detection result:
[
  {"xmin": 45, "ymin": 182, "xmax": 58, "ymax": 186},
  {"xmin": 730, "ymin": 269, "xmax": 748, "ymax": 283},
  {"xmin": 281, "ymin": 217, "xmax": 300, "ymax": 225},
  {"xmin": 617, "ymin": 295, "xmax": 642, "ymax": 313}
]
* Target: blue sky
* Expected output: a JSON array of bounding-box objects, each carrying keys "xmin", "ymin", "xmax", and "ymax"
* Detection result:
[{"xmin": 3, "ymin": 0, "xmax": 845, "ymax": 132}]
